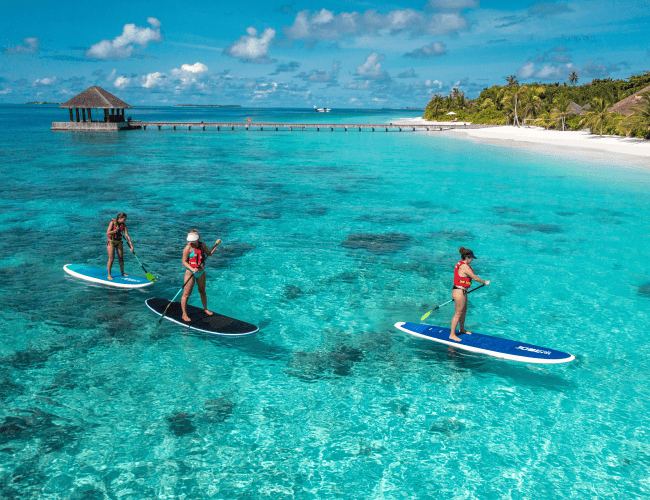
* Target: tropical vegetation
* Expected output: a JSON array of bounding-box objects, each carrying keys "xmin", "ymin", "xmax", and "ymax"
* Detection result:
[{"xmin": 423, "ymin": 71, "xmax": 650, "ymax": 139}]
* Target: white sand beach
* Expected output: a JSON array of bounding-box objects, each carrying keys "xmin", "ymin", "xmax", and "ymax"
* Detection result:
[{"xmin": 393, "ymin": 117, "xmax": 650, "ymax": 161}]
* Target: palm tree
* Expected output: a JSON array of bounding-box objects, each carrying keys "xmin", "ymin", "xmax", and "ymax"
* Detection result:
[
  {"xmin": 552, "ymin": 95, "xmax": 571, "ymax": 131},
  {"xmin": 506, "ymin": 75, "xmax": 518, "ymax": 86},
  {"xmin": 429, "ymin": 99, "xmax": 442, "ymax": 120},
  {"xmin": 522, "ymin": 86, "xmax": 543, "ymax": 125},
  {"xmin": 503, "ymin": 85, "xmax": 522, "ymax": 126},
  {"xmin": 569, "ymin": 71, "xmax": 578, "ymax": 86},
  {"xmin": 584, "ymin": 97, "xmax": 610, "ymax": 136}
]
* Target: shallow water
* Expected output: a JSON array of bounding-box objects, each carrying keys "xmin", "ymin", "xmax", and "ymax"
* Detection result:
[{"xmin": 1, "ymin": 105, "xmax": 650, "ymax": 499}]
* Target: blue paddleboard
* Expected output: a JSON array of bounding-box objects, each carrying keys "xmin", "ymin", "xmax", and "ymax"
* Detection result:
[
  {"xmin": 64, "ymin": 264, "xmax": 153, "ymax": 289},
  {"xmin": 395, "ymin": 322, "xmax": 574, "ymax": 364}
]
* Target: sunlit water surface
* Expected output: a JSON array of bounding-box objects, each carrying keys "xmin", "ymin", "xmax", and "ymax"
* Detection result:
[{"xmin": 1, "ymin": 106, "xmax": 649, "ymax": 499}]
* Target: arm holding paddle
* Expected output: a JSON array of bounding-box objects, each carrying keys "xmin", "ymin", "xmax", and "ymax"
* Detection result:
[
  {"xmin": 462, "ymin": 264, "xmax": 490, "ymax": 287},
  {"xmin": 122, "ymin": 226, "xmax": 134, "ymax": 253}
]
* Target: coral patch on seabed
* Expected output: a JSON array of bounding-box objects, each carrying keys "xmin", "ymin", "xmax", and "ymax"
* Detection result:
[
  {"xmin": 510, "ymin": 222, "xmax": 563, "ymax": 234},
  {"xmin": 638, "ymin": 283, "xmax": 650, "ymax": 297},
  {"xmin": 284, "ymin": 285, "xmax": 304, "ymax": 299},
  {"xmin": 286, "ymin": 344, "xmax": 365, "ymax": 381},
  {"xmin": 204, "ymin": 397, "xmax": 235, "ymax": 422},
  {"xmin": 341, "ymin": 232, "xmax": 413, "ymax": 255},
  {"xmin": 166, "ymin": 412, "xmax": 196, "ymax": 437}
]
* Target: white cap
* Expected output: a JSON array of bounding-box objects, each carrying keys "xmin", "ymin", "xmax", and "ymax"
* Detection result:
[{"xmin": 186, "ymin": 232, "xmax": 200, "ymax": 242}]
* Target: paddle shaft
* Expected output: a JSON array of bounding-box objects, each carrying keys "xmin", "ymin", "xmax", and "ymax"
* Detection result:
[
  {"xmin": 421, "ymin": 284, "xmax": 485, "ymax": 320},
  {"xmin": 156, "ymin": 239, "xmax": 221, "ymax": 326},
  {"xmin": 115, "ymin": 228, "xmax": 156, "ymax": 281},
  {"xmin": 157, "ymin": 271, "xmax": 199, "ymax": 326}
]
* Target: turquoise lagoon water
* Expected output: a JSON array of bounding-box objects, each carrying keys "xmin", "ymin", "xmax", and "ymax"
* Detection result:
[{"xmin": 1, "ymin": 105, "xmax": 650, "ymax": 499}]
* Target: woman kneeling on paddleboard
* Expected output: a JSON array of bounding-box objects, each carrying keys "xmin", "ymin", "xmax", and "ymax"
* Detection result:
[
  {"xmin": 181, "ymin": 229, "xmax": 221, "ymax": 322},
  {"xmin": 450, "ymin": 247, "xmax": 490, "ymax": 342},
  {"xmin": 106, "ymin": 212, "xmax": 134, "ymax": 281}
]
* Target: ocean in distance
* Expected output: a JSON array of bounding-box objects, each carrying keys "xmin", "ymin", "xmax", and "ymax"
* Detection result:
[{"xmin": 1, "ymin": 105, "xmax": 649, "ymax": 499}]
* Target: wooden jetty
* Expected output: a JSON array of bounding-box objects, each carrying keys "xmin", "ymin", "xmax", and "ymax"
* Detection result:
[{"xmin": 128, "ymin": 121, "xmax": 494, "ymax": 132}]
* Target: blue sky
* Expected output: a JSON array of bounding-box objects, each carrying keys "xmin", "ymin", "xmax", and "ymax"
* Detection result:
[{"xmin": 1, "ymin": 0, "xmax": 648, "ymax": 107}]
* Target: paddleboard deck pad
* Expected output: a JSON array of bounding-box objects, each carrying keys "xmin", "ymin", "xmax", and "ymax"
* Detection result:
[
  {"xmin": 64, "ymin": 264, "xmax": 153, "ymax": 289},
  {"xmin": 395, "ymin": 322, "xmax": 574, "ymax": 364},
  {"xmin": 146, "ymin": 298, "xmax": 258, "ymax": 336}
]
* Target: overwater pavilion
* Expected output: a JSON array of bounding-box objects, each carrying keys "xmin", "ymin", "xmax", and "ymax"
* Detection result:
[{"xmin": 52, "ymin": 86, "xmax": 134, "ymax": 131}]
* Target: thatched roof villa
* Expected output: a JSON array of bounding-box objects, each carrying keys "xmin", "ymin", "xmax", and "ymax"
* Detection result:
[{"xmin": 51, "ymin": 86, "xmax": 136, "ymax": 131}]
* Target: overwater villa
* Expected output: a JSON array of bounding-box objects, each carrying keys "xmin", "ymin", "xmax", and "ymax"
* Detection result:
[{"xmin": 51, "ymin": 86, "xmax": 134, "ymax": 132}]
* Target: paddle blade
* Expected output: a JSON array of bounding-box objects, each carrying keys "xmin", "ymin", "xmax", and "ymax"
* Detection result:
[
  {"xmin": 421, "ymin": 310, "xmax": 433, "ymax": 321},
  {"xmin": 145, "ymin": 272, "xmax": 157, "ymax": 282}
]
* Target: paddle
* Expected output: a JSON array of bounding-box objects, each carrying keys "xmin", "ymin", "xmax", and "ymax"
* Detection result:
[
  {"xmin": 420, "ymin": 284, "xmax": 486, "ymax": 321},
  {"xmin": 131, "ymin": 251, "xmax": 157, "ymax": 282},
  {"xmin": 115, "ymin": 228, "xmax": 157, "ymax": 281},
  {"xmin": 156, "ymin": 239, "xmax": 221, "ymax": 327},
  {"xmin": 157, "ymin": 271, "xmax": 201, "ymax": 326}
]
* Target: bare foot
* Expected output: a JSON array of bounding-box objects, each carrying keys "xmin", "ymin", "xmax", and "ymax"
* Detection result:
[
  {"xmin": 182, "ymin": 315, "xmax": 191, "ymax": 322},
  {"xmin": 449, "ymin": 333, "xmax": 462, "ymax": 342},
  {"xmin": 122, "ymin": 273, "xmax": 129, "ymax": 277},
  {"xmin": 204, "ymin": 310, "xmax": 214, "ymax": 316},
  {"xmin": 459, "ymin": 330, "xmax": 472, "ymax": 335},
  {"xmin": 107, "ymin": 275, "xmax": 114, "ymax": 281}
]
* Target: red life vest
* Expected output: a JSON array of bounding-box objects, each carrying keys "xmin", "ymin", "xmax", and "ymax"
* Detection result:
[
  {"xmin": 188, "ymin": 245, "xmax": 204, "ymax": 268},
  {"xmin": 109, "ymin": 220, "xmax": 125, "ymax": 242},
  {"xmin": 454, "ymin": 260, "xmax": 472, "ymax": 289}
]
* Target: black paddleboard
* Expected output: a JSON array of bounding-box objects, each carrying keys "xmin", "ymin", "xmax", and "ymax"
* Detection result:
[{"xmin": 146, "ymin": 298, "xmax": 258, "ymax": 336}]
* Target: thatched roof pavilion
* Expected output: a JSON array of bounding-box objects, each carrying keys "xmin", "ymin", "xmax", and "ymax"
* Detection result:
[
  {"xmin": 59, "ymin": 86, "xmax": 132, "ymax": 123},
  {"xmin": 610, "ymin": 84, "xmax": 650, "ymax": 116}
]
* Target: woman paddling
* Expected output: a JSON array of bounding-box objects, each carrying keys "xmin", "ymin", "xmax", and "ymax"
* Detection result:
[
  {"xmin": 181, "ymin": 229, "xmax": 221, "ymax": 322},
  {"xmin": 106, "ymin": 212, "xmax": 134, "ymax": 281},
  {"xmin": 450, "ymin": 247, "xmax": 490, "ymax": 342}
]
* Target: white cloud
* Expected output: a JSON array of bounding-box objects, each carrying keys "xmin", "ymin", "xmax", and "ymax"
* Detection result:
[
  {"xmin": 404, "ymin": 41, "xmax": 447, "ymax": 58},
  {"xmin": 223, "ymin": 27, "xmax": 276, "ymax": 63},
  {"xmin": 517, "ymin": 60, "xmax": 617, "ymax": 81},
  {"xmin": 285, "ymin": 8, "xmax": 470, "ymax": 40},
  {"xmin": 114, "ymin": 76, "xmax": 131, "ymax": 89},
  {"xmin": 357, "ymin": 52, "xmax": 390, "ymax": 81},
  {"xmin": 4, "ymin": 37, "xmax": 40, "ymax": 55},
  {"xmin": 0, "ymin": 88, "xmax": 12, "ymax": 94},
  {"xmin": 295, "ymin": 60, "xmax": 341, "ymax": 84},
  {"xmin": 86, "ymin": 18, "xmax": 162, "ymax": 60},
  {"xmin": 424, "ymin": 79, "xmax": 443, "ymax": 88},
  {"xmin": 427, "ymin": 0, "xmax": 478, "ymax": 10},
  {"xmin": 518, "ymin": 61, "xmax": 536, "ymax": 79},
  {"xmin": 427, "ymin": 13, "xmax": 468, "ymax": 34},
  {"xmin": 32, "ymin": 77, "xmax": 57, "ymax": 87},
  {"xmin": 173, "ymin": 62, "xmax": 208, "ymax": 74},
  {"xmin": 142, "ymin": 72, "xmax": 165, "ymax": 88}
]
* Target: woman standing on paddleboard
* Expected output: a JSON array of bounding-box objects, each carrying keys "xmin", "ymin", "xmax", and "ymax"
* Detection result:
[
  {"xmin": 106, "ymin": 212, "xmax": 134, "ymax": 281},
  {"xmin": 450, "ymin": 247, "xmax": 490, "ymax": 342},
  {"xmin": 181, "ymin": 230, "xmax": 221, "ymax": 322}
]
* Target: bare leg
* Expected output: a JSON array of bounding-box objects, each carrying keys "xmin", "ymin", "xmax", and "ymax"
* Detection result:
[
  {"xmin": 197, "ymin": 274, "xmax": 213, "ymax": 316},
  {"xmin": 181, "ymin": 271, "xmax": 196, "ymax": 322},
  {"xmin": 450, "ymin": 289, "xmax": 467, "ymax": 342},
  {"xmin": 116, "ymin": 244, "xmax": 128, "ymax": 276},
  {"xmin": 459, "ymin": 301, "xmax": 471, "ymax": 335},
  {"xmin": 107, "ymin": 241, "xmax": 115, "ymax": 280}
]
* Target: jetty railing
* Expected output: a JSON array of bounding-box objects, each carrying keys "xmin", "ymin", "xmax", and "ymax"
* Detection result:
[{"xmin": 128, "ymin": 121, "xmax": 497, "ymax": 132}]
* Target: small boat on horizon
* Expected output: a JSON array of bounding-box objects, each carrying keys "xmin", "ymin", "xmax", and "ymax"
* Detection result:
[{"xmin": 314, "ymin": 106, "xmax": 331, "ymax": 112}]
